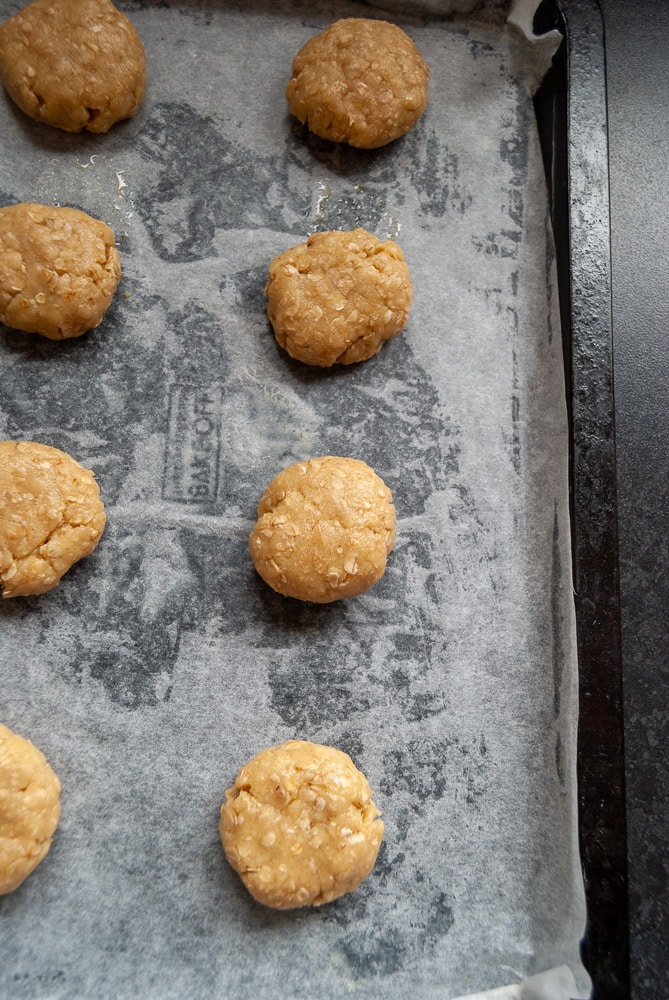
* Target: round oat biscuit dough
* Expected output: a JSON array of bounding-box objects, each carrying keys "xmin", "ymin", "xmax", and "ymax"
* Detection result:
[
  {"xmin": 0, "ymin": 440, "xmax": 106, "ymax": 598},
  {"xmin": 0, "ymin": 723, "xmax": 61, "ymax": 895},
  {"xmin": 0, "ymin": 203, "xmax": 121, "ymax": 340},
  {"xmin": 249, "ymin": 456, "xmax": 396, "ymax": 603},
  {"xmin": 266, "ymin": 228, "xmax": 412, "ymax": 367},
  {"xmin": 286, "ymin": 18, "xmax": 429, "ymax": 149},
  {"xmin": 0, "ymin": 0, "xmax": 146, "ymax": 133},
  {"xmin": 220, "ymin": 739, "xmax": 384, "ymax": 910}
]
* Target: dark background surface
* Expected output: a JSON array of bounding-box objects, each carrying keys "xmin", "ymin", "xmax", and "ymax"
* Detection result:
[{"xmin": 599, "ymin": 0, "xmax": 669, "ymax": 997}]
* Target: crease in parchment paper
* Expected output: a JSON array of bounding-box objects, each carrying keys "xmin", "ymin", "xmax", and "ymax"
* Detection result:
[
  {"xmin": 453, "ymin": 963, "xmax": 582, "ymax": 998},
  {"xmin": 0, "ymin": 1, "xmax": 590, "ymax": 998}
]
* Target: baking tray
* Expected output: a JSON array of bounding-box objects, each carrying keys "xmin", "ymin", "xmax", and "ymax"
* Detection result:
[
  {"xmin": 534, "ymin": 1, "xmax": 629, "ymax": 996},
  {"xmin": 0, "ymin": 0, "xmax": 627, "ymax": 997}
]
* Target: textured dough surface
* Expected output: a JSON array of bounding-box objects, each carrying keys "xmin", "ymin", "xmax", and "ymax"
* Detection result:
[
  {"xmin": 220, "ymin": 740, "xmax": 384, "ymax": 909},
  {"xmin": 0, "ymin": 723, "xmax": 61, "ymax": 895},
  {"xmin": 0, "ymin": 440, "xmax": 106, "ymax": 598},
  {"xmin": 286, "ymin": 18, "xmax": 428, "ymax": 149},
  {"xmin": 0, "ymin": 0, "xmax": 146, "ymax": 133},
  {"xmin": 266, "ymin": 228, "xmax": 412, "ymax": 367},
  {"xmin": 0, "ymin": 203, "xmax": 121, "ymax": 339},
  {"xmin": 249, "ymin": 456, "xmax": 395, "ymax": 603}
]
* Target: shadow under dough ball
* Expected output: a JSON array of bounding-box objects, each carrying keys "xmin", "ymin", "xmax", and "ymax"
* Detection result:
[
  {"xmin": 249, "ymin": 455, "xmax": 396, "ymax": 603},
  {"xmin": 0, "ymin": 723, "xmax": 61, "ymax": 895},
  {"xmin": 286, "ymin": 17, "xmax": 429, "ymax": 148},
  {"xmin": 0, "ymin": 0, "xmax": 146, "ymax": 132},
  {"xmin": 266, "ymin": 228, "xmax": 412, "ymax": 367},
  {"xmin": 220, "ymin": 739, "xmax": 384, "ymax": 909},
  {"xmin": 0, "ymin": 440, "xmax": 106, "ymax": 598},
  {"xmin": 0, "ymin": 203, "xmax": 121, "ymax": 339}
]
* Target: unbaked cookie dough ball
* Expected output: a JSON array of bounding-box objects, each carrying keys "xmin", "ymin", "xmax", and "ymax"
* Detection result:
[
  {"xmin": 220, "ymin": 740, "xmax": 384, "ymax": 909},
  {"xmin": 249, "ymin": 456, "xmax": 395, "ymax": 603},
  {"xmin": 0, "ymin": 0, "xmax": 146, "ymax": 133},
  {"xmin": 286, "ymin": 18, "xmax": 429, "ymax": 149},
  {"xmin": 0, "ymin": 203, "xmax": 121, "ymax": 340},
  {"xmin": 0, "ymin": 440, "xmax": 106, "ymax": 598},
  {"xmin": 0, "ymin": 723, "xmax": 61, "ymax": 895},
  {"xmin": 266, "ymin": 228, "xmax": 412, "ymax": 367}
]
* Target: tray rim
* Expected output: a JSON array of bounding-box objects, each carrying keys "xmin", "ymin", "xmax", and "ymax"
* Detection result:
[{"xmin": 534, "ymin": 1, "xmax": 630, "ymax": 996}]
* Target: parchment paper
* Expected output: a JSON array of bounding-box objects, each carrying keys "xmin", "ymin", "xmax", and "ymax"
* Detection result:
[{"xmin": 0, "ymin": 2, "xmax": 591, "ymax": 997}]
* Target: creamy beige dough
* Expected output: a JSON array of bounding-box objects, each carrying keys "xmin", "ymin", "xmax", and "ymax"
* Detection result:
[
  {"xmin": 0, "ymin": 440, "xmax": 106, "ymax": 598},
  {"xmin": 0, "ymin": 203, "xmax": 121, "ymax": 339},
  {"xmin": 0, "ymin": 0, "xmax": 146, "ymax": 133},
  {"xmin": 249, "ymin": 456, "xmax": 395, "ymax": 603},
  {"xmin": 220, "ymin": 740, "xmax": 384, "ymax": 910},
  {"xmin": 0, "ymin": 723, "xmax": 61, "ymax": 895},
  {"xmin": 286, "ymin": 18, "xmax": 429, "ymax": 149},
  {"xmin": 266, "ymin": 228, "xmax": 412, "ymax": 367}
]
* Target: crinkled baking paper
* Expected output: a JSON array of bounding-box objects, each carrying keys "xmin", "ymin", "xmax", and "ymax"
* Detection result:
[{"xmin": 0, "ymin": 1, "xmax": 590, "ymax": 997}]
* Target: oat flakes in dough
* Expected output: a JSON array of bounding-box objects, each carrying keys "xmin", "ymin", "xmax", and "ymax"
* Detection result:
[
  {"xmin": 249, "ymin": 456, "xmax": 395, "ymax": 603},
  {"xmin": 0, "ymin": 0, "xmax": 146, "ymax": 133},
  {"xmin": 0, "ymin": 723, "xmax": 61, "ymax": 895},
  {"xmin": 0, "ymin": 203, "xmax": 121, "ymax": 340},
  {"xmin": 0, "ymin": 440, "xmax": 106, "ymax": 598},
  {"xmin": 220, "ymin": 740, "xmax": 384, "ymax": 910},
  {"xmin": 286, "ymin": 18, "xmax": 429, "ymax": 149},
  {"xmin": 266, "ymin": 228, "xmax": 412, "ymax": 367}
]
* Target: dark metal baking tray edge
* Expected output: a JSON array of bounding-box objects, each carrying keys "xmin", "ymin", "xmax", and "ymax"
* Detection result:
[{"xmin": 534, "ymin": 1, "xmax": 629, "ymax": 997}]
